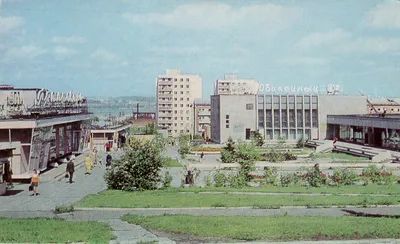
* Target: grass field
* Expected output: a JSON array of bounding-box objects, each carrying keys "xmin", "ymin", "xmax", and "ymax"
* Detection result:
[
  {"xmin": 0, "ymin": 218, "xmax": 115, "ymax": 243},
  {"xmin": 122, "ymin": 215, "xmax": 400, "ymax": 241},
  {"xmin": 162, "ymin": 157, "xmax": 183, "ymax": 167},
  {"xmin": 76, "ymin": 189, "xmax": 400, "ymax": 208},
  {"xmin": 315, "ymin": 152, "xmax": 369, "ymax": 160}
]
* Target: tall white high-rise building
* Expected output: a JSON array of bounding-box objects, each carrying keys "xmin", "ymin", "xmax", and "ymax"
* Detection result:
[
  {"xmin": 214, "ymin": 74, "xmax": 259, "ymax": 95},
  {"xmin": 156, "ymin": 69, "xmax": 202, "ymax": 137}
]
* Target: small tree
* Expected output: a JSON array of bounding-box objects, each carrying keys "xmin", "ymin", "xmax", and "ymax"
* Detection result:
[
  {"xmin": 178, "ymin": 134, "xmax": 191, "ymax": 158},
  {"xmin": 220, "ymin": 137, "xmax": 236, "ymax": 163},
  {"xmin": 235, "ymin": 141, "xmax": 258, "ymax": 182},
  {"xmin": 251, "ymin": 131, "xmax": 264, "ymax": 147},
  {"xmin": 104, "ymin": 137, "xmax": 165, "ymax": 191},
  {"xmin": 143, "ymin": 123, "xmax": 157, "ymax": 135}
]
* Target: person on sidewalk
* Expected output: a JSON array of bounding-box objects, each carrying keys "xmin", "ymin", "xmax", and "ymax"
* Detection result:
[
  {"xmin": 4, "ymin": 160, "xmax": 13, "ymax": 188},
  {"xmin": 84, "ymin": 155, "xmax": 93, "ymax": 175},
  {"xmin": 92, "ymin": 147, "xmax": 98, "ymax": 167},
  {"xmin": 66, "ymin": 159, "xmax": 75, "ymax": 183},
  {"xmin": 31, "ymin": 169, "xmax": 40, "ymax": 196},
  {"xmin": 105, "ymin": 153, "xmax": 112, "ymax": 169},
  {"xmin": 200, "ymin": 152, "xmax": 205, "ymax": 163}
]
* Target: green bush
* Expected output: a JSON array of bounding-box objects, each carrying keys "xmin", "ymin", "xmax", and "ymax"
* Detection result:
[
  {"xmin": 227, "ymin": 172, "xmax": 247, "ymax": 188},
  {"xmin": 54, "ymin": 205, "xmax": 74, "ymax": 214},
  {"xmin": 263, "ymin": 167, "xmax": 279, "ymax": 185},
  {"xmin": 331, "ymin": 168, "xmax": 359, "ymax": 186},
  {"xmin": 361, "ymin": 165, "xmax": 396, "ymax": 185},
  {"xmin": 104, "ymin": 137, "xmax": 165, "ymax": 191},
  {"xmin": 280, "ymin": 173, "xmax": 301, "ymax": 187},
  {"xmin": 162, "ymin": 171, "xmax": 173, "ymax": 188},
  {"xmin": 213, "ymin": 170, "xmax": 227, "ymax": 187},
  {"xmin": 305, "ymin": 164, "xmax": 327, "ymax": 187}
]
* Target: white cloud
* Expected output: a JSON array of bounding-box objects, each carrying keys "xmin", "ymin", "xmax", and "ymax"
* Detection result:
[
  {"xmin": 0, "ymin": 16, "xmax": 24, "ymax": 35},
  {"xmin": 123, "ymin": 2, "xmax": 300, "ymax": 30},
  {"xmin": 297, "ymin": 29, "xmax": 351, "ymax": 48},
  {"xmin": 338, "ymin": 37, "xmax": 400, "ymax": 54},
  {"xmin": 279, "ymin": 57, "xmax": 329, "ymax": 66},
  {"xmin": 91, "ymin": 49, "xmax": 119, "ymax": 62},
  {"xmin": 5, "ymin": 45, "xmax": 46, "ymax": 60},
  {"xmin": 52, "ymin": 36, "xmax": 86, "ymax": 44},
  {"xmin": 53, "ymin": 46, "xmax": 78, "ymax": 57},
  {"xmin": 365, "ymin": 0, "xmax": 400, "ymax": 28}
]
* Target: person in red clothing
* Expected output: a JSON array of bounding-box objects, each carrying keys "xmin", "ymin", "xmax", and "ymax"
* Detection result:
[
  {"xmin": 105, "ymin": 142, "xmax": 111, "ymax": 152},
  {"xmin": 333, "ymin": 137, "xmax": 338, "ymax": 144}
]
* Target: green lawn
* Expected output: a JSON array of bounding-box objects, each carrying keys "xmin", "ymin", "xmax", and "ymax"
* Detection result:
[
  {"xmin": 315, "ymin": 152, "xmax": 369, "ymax": 160},
  {"xmin": 122, "ymin": 215, "xmax": 400, "ymax": 241},
  {"xmin": 177, "ymin": 184, "xmax": 400, "ymax": 195},
  {"xmin": 162, "ymin": 157, "xmax": 183, "ymax": 167},
  {"xmin": 0, "ymin": 218, "xmax": 115, "ymax": 243},
  {"xmin": 76, "ymin": 189, "xmax": 400, "ymax": 208}
]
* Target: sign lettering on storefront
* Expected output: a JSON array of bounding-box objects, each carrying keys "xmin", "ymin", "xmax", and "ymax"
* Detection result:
[
  {"xmin": 33, "ymin": 89, "xmax": 83, "ymax": 107},
  {"xmin": 259, "ymin": 84, "xmax": 319, "ymax": 94}
]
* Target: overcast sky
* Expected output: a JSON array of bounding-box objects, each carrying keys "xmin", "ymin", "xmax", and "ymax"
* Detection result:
[{"xmin": 0, "ymin": 0, "xmax": 399, "ymax": 98}]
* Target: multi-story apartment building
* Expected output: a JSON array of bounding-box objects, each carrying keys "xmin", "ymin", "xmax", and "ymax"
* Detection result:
[
  {"xmin": 194, "ymin": 98, "xmax": 211, "ymax": 140},
  {"xmin": 156, "ymin": 69, "xmax": 202, "ymax": 137},
  {"xmin": 214, "ymin": 74, "xmax": 259, "ymax": 95}
]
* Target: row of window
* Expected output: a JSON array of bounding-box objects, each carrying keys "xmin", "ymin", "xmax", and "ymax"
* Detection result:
[
  {"xmin": 259, "ymin": 95, "xmax": 318, "ymax": 104},
  {"xmin": 159, "ymin": 78, "xmax": 191, "ymax": 82}
]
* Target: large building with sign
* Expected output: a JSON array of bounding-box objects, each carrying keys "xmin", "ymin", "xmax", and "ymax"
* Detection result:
[
  {"xmin": 0, "ymin": 85, "xmax": 91, "ymax": 179},
  {"xmin": 211, "ymin": 84, "xmax": 367, "ymax": 143}
]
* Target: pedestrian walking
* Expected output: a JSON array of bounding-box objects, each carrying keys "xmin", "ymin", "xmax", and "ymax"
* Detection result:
[
  {"xmin": 200, "ymin": 152, "xmax": 205, "ymax": 163},
  {"xmin": 4, "ymin": 160, "xmax": 13, "ymax": 188},
  {"xmin": 66, "ymin": 159, "xmax": 75, "ymax": 183},
  {"xmin": 106, "ymin": 153, "xmax": 112, "ymax": 169},
  {"xmin": 84, "ymin": 155, "xmax": 93, "ymax": 175},
  {"xmin": 105, "ymin": 142, "xmax": 111, "ymax": 152},
  {"xmin": 31, "ymin": 169, "xmax": 40, "ymax": 196},
  {"xmin": 92, "ymin": 147, "xmax": 98, "ymax": 167}
]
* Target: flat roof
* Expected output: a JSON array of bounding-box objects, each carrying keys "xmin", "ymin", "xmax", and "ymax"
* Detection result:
[
  {"xmin": 327, "ymin": 114, "xmax": 400, "ymax": 129},
  {"xmin": 0, "ymin": 114, "xmax": 92, "ymax": 129}
]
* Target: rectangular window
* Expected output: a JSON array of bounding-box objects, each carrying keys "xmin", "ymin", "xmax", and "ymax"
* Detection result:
[
  {"xmin": 226, "ymin": 115, "xmax": 229, "ymax": 119},
  {"xmin": 226, "ymin": 120, "xmax": 229, "ymax": 124},
  {"xmin": 274, "ymin": 109, "xmax": 280, "ymax": 127},
  {"xmin": 186, "ymin": 85, "xmax": 189, "ymax": 88},
  {"xmin": 226, "ymin": 124, "xmax": 229, "ymax": 128},
  {"xmin": 180, "ymin": 85, "xmax": 183, "ymax": 88},
  {"xmin": 246, "ymin": 104, "xmax": 254, "ymax": 110}
]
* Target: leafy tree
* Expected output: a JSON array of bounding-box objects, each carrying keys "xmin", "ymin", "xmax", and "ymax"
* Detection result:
[
  {"xmin": 104, "ymin": 137, "xmax": 165, "ymax": 191},
  {"xmin": 220, "ymin": 137, "xmax": 236, "ymax": 163},
  {"xmin": 143, "ymin": 123, "xmax": 157, "ymax": 135},
  {"xmin": 235, "ymin": 141, "xmax": 258, "ymax": 182},
  {"xmin": 178, "ymin": 134, "xmax": 191, "ymax": 158}
]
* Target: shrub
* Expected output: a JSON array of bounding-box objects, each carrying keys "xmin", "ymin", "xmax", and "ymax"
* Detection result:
[
  {"xmin": 104, "ymin": 137, "xmax": 165, "ymax": 191},
  {"xmin": 227, "ymin": 172, "xmax": 247, "ymax": 188},
  {"xmin": 178, "ymin": 135, "xmax": 191, "ymax": 158},
  {"xmin": 280, "ymin": 173, "xmax": 301, "ymax": 187},
  {"xmin": 263, "ymin": 167, "xmax": 279, "ymax": 185},
  {"xmin": 361, "ymin": 165, "xmax": 396, "ymax": 185},
  {"xmin": 305, "ymin": 164, "xmax": 327, "ymax": 187},
  {"xmin": 54, "ymin": 205, "xmax": 74, "ymax": 214},
  {"xmin": 213, "ymin": 170, "xmax": 227, "ymax": 187},
  {"xmin": 204, "ymin": 174, "xmax": 212, "ymax": 187},
  {"xmin": 296, "ymin": 137, "xmax": 305, "ymax": 148},
  {"xmin": 162, "ymin": 171, "xmax": 173, "ymax": 188},
  {"xmin": 331, "ymin": 168, "xmax": 359, "ymax": 186},
  {"xmin": 220, "ymin": 137, "xmax": 236, "ymax": 163}
]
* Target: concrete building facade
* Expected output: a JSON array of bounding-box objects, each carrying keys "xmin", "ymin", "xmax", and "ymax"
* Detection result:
[
  {"xmin": 156, "ymin": 69, "xmax": 202, "ymax": 137},
  {"xmin": 211, "ymin": 94, "xmax": 258, "ymax": 143},
  {"xmin": 0, "ymin": 85, "xmax": 91, "ymax": 179},
  {"xmin": 194, "ymin": 99, "xmax": 211, "ymax": 140},
  {"xmin": 214, "ymin": 74, "xmax": 259, "ymax": 95},
  {"xmin": 211, "ymin": 93, "xmax": 367, "ymax": 144}
]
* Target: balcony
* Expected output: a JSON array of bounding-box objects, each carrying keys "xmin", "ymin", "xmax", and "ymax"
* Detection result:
[
  {"xmin": 159, "ymin": 107, "xmax": 173, "ymax": 111},
  {"xmin": 159, "ymin": 99, "xmax": 173, "ymax": 104},
  {"xmin": 158, "ymin": 79, "xmax": 173, "ymax": 84},
  {"xmin": 159, "ymin": 86, "xmax": 173, "ymax": 91}
]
